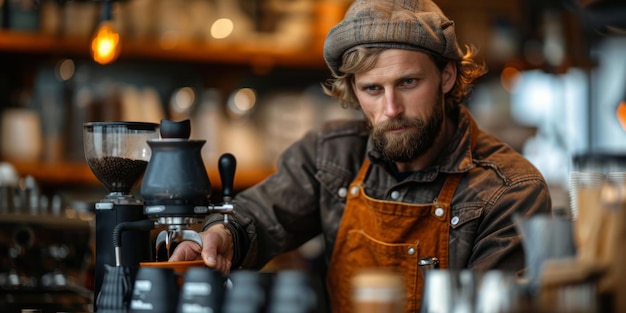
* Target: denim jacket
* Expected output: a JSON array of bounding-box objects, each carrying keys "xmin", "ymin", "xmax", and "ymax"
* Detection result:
[{"xmin": 205, "ymin": 105, "xmax": 552, "ymax": 272}]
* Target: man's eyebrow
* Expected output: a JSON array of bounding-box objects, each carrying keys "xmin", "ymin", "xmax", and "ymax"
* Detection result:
[
  {"xmin": 355, "ymin": 72, "xmax": 424, "ymax": 87},
  {"xmin": 354, "ymin": 81, "xmax": 375, "ymax": 88}
]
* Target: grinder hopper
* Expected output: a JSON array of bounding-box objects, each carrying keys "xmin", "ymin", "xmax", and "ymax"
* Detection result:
[{"xmin": 84, "ymin": 122, "xmax": 159, "ymax": 196}]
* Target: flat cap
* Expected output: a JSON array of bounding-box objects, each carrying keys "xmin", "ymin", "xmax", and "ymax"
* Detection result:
[{"xmin": 323, "ymin": 0, "xmax": 463, "ymax": 76}]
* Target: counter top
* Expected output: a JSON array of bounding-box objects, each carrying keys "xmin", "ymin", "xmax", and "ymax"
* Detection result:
[{"xmin": 7, "ymin": 160, "xmax": 275, "ymax": 190}]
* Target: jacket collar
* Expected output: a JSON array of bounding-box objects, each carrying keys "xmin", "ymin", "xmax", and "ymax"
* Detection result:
[{"xmin": 367, "ymin": 105, "xmax": 478, "ymax": 176}]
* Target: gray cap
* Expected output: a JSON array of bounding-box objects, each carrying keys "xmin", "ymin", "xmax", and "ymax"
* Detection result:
[{"xmin": 323, "ymin": 0, "xmax": 463, "ymax": 76}]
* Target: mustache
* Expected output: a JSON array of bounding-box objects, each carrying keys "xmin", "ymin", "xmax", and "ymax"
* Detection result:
[{"xmin": 374, "ymin": 117, "xmax": 424, "ymax": 133}]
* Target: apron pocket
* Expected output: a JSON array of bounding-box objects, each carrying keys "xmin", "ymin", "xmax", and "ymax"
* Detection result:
[{"xmin": 344, "ymin": 229, "xmax": 421, "ymax": 311}]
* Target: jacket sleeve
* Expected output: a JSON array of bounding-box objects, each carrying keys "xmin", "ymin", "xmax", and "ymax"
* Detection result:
[
  {"xmin": 204, "ymin": 127, "xmax": 325, "ymax": 270},
  {"xmin": 467, "ymin": 177, "xmax": 552, "ymax": 273}
]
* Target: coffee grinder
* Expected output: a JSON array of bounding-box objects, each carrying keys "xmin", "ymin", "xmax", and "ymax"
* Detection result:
[{"xmin": 83, "ymin": 122, "xmax": 159, "ymax": 305}]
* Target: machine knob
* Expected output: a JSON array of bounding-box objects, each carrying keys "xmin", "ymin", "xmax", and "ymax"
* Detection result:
[
  {"xmin": 159, "ymin": 119, "xmax": 191, "ymax": 139},
  {"xmin": 219, "ymin": 153, "xmax": 237, "ymax": 202}
]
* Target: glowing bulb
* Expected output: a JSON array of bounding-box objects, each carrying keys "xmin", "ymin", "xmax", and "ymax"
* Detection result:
[
  {"xmin": 227, "ymin": 88, "xmax": 257, "ymax": 118},
  {"xmin": 91, "ymin": 21, "xmax": 121, "ymax": 65},
  {"xmin": 211, "ymin": 18, "xmax": 234, "ymax": 39}
]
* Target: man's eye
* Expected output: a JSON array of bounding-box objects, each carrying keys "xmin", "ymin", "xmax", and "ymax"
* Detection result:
[
  {"xmin": 402, "ymin": 79, "xmax": 416, "ymax": 86},
  {"xmin": 364, "ymin": 85, "xmax": 380, "ymax": 92}
]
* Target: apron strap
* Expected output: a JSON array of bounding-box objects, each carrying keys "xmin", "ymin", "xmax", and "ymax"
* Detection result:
[
  {"xmin": 436, "ymin": 173, "xmax": 462, "ymax": 205},
  {"xmin": 354, "ymin": 157, "xmax": 371, "ymax": 185}
]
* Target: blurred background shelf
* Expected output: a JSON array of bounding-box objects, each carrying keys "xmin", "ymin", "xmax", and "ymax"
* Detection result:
[
  {"xmin": 8, "ymin": 160, "xmax": 100, "ymax": 186},
  {"xmin": 0, "ymin": 30, "xmax": 327, "ymax": 69}
]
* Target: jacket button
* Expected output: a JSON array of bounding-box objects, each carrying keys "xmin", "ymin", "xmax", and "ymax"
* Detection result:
[
  {"xmin": 434, "ymin": 207, "xmax": 444, "ymax": 217},
  {"xmin": 407, "ymin": 247, "xmax": 415, "ymax": 255},
  {"xmin": 451, "ymin": 216, "xmax": 460, "ymax": 225},
  {"xmin": 390, "ymin": 190, "xmax": 400, "ymax": 200},
  {"xmin": 338, "ymin": 187, "xmax": 347, "ymax": 198},
  {"xmin": 350, "ymin": 186, "xmax": 360, "ymax": 195}
]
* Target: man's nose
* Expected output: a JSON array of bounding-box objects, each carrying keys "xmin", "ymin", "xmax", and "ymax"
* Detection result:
[{"xmin": 383, "ymin": 90, "xmax": 404, "ymax": 118}]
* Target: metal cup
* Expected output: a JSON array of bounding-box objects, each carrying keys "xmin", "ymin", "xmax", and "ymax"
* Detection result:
[
  {"xmin": 268, "ymin": 270, "xmax": 318, "ymax": 313},
  {"xmin": 130, "ymin": 267, "xmax": 179, "ymax": 313},
  {"xmin": 475, "ymin": 270, "xmax": 520, "ymax": 313},
  {"xmin": 177, "ymin": 267, "xmax": 225, "ymax": 313},
  {"xmin": 420, "ymin": 270, "xmax": 455, "ymax": 313},
  {"xmin": 515, "ymin": 213, "xmax": 576, "ymax": 295},
  {"xmin": 222, "ymin": 270, "xmax": 274, "ymax": 313},
  {"xmin": 420, "ymin": 269, "xmax": 481, "ymax": 313}
]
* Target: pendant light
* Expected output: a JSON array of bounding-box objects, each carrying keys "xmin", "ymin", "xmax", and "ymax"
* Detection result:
[{"xmin": 91, "ymin": 0, "xmax": 120, "ymax": 65}]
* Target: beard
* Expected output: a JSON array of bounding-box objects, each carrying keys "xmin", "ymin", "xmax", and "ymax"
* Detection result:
[{"xmin": 371, "ymin": 92, "xmax": 444, "ymax": 163}]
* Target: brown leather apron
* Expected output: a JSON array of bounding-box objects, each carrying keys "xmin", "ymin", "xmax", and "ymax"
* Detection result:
[{"xmin": 327, "ymin": 158, "xmax": 462, "ymax": 313}]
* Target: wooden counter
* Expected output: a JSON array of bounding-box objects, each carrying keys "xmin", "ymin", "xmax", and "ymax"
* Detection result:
[{"xmin": 7, "ymin": 160, "xmax": 275, "ymax": 190}]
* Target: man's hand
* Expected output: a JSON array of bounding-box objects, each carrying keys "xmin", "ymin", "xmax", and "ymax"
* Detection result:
[{"xmin": 168, "ymin": 224, "xmax": 234, "ymax": 275}]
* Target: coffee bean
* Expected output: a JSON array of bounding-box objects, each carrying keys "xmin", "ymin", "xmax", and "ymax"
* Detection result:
[{"xmin": 87, "ymin": 156, "xmax": 148, "ymax": 193}]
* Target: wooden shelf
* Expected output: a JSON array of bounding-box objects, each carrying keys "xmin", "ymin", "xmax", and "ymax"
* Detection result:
[
  {"xmin": 0, "ymin": 212, "xmax": 90, "ymax": 228},
  {"xmin": 9, "ymin": 160, "xmax": 100, "ymax": 186},
  {"xmin": 0, "ymin": 30, "xmax": 294, "ymax": 191},
  {"xmin": 0, "ymin": 30, "xmax": 328, "ymax": 69},
  {"xmin": 7, "ymin": 160, "xmax": 275, "ymax": 190}
]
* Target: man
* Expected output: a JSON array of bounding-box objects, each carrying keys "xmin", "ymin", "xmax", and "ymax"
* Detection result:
[{"xmin": 170, "ymin": 0, "xmax": 552, "ymax": 311}]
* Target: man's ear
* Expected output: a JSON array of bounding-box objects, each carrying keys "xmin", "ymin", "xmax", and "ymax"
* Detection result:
[{"xmin": 441, "ymin": 62, "xmax": 457, "ymax": 93}]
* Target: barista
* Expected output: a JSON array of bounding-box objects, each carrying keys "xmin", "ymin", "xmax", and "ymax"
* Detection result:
[{"xmin": 171, "ymin": 0, "xmax": 552, "ymax": 311}]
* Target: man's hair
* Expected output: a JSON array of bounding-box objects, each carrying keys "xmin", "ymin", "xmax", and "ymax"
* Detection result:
[{"xmin": 322, "ymin": 45, "xmax": 487, "ymax": 121}]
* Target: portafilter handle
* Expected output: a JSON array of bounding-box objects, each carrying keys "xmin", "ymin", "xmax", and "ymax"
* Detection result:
[{"xmin": 218, "ymin": 153, "xmax": 236, "ymax": 224}]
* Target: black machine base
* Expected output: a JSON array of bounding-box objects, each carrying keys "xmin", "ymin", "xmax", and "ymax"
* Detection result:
[{"xmin": 94, "ymin": 200, "xmax": 152, "ymax": 310}]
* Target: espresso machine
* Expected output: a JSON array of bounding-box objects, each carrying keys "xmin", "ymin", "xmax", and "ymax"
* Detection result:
[
  {"xmin": 85, "ymin": 119, "xmax": 237, "ymax": 310},
  {"xmin": 83, "ymin": 121, "xmax": 160, "ymax": 306}
]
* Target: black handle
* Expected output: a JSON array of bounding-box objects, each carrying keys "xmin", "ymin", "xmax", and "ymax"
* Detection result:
[
  {"xmin": 159, "ymin": 119, "xmax": 191, "ymax": 139},
  {"xmin": 218, "ymin": 153, "xmax": 237, "ymax": 200},
  {"xmin": 112, "ymin": 219, "xmax": 155, "ymax": 248}
]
